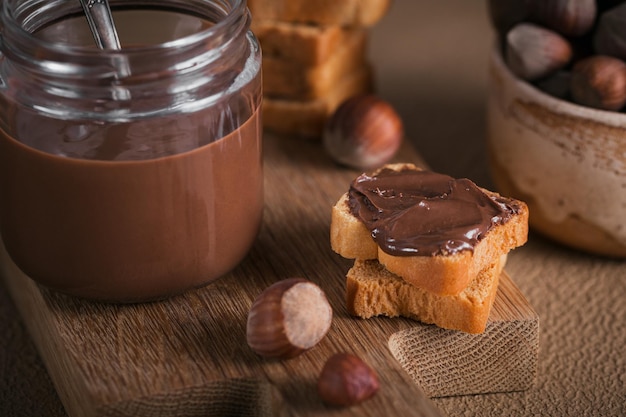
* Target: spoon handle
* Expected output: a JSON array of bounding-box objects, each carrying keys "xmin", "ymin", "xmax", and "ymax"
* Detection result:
[{"xmin": 79, "ymin": 0, "xmax": 121, "ymax": 50}]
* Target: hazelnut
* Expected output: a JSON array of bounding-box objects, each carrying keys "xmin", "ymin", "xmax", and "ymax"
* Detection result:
[
  {"xmin": 246, "ymin": 278, "xmax": 332, "ymax": 359},
  {"xmin": 570, "ymin": 55, "xmax": 626, "ymax": 111},
  {"xmin": 323, "ymin": 94, "xmax": 403, "ymax": 170},
  {"xmin": 527, "ymin": 0, "xmax": 596, "ymax": 37},
  {"xmin": 317, "ymin": 353, "xmax": 379, "ymax": 407},
  {"xmin": 594, "ymin": 2, "xmax": 626, "ymax": 61},
  {"xmin": 505, "ymin": 23, "xmax": 573, "ymax": 81}
]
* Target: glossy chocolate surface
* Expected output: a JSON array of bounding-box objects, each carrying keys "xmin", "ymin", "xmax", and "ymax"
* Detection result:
[{"xmin": 348, "ymin": 168, "xmax": 522, "ymax": 256}]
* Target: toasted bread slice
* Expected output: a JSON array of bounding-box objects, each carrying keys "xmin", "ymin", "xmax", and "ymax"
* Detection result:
[
  {"xmin": 262, "ymin": 29, "xmax": 367, "ymax": 100},
  {"xmin": 252, "ymin": 21, "xmax": 351, "ymax": 66},
  {"xmin": 331, "ymin": 163, "xmax": 529, "ymax": 296},
  {"xmin": 262, "ymin": 66, "xmax": 373, "ymax": 137},
  {"xmin": 346, "ymin": 257, "xmax": 505, "ymax": 334},
  {"xmin": 248, "ymin": 0, "xmax": 392, "ymax": 27}
]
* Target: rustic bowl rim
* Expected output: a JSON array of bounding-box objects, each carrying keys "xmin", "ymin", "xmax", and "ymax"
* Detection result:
[{"xmin": 491, "ymin": 44, "xmax": 626, "ymax": 129}]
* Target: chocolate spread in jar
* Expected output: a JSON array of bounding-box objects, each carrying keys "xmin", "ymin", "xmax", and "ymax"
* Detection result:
[
  {"xmin": 348, "ymin": 167, "xmax": 523, "ymax": 256},
  {"xmin": 0, "ymin": 109, "xmax": 263, "ymax": 301},
  {"xmin": 0, "ymin": 4, "xmax": 263, "ymax": 301}
]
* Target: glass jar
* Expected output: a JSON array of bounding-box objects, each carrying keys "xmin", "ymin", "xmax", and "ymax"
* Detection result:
[{"xmin": 0, "ymin": 0, "xmax": 263, "ymax": 301}]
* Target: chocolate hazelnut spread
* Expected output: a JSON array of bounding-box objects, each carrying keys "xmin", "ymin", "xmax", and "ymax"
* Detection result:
[
  {"xmin": 0, "ymin": 2, "xmax": 263, "ymax": 301},
  {"xmin": 348, "ymin": 167, "xmax": 523, "ymax": 256},
  {"xmin": 0, "ymin": 110, "xmax": 262, "ymax": 301}
]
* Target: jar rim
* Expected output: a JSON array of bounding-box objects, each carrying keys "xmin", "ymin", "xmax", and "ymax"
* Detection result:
[
  {"xmin": 0, "ymin": 0, "xmax": 260, "ymax": 124},
  {"xmin": 1, "ymin": 0, "xmax": 248, "ymax": 56}
]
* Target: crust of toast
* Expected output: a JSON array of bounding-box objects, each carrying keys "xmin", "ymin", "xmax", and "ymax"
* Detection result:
[
  {"xmin": 346, "ymin": 257, "xmax": 505, "ymax": 334},
  {"xmin": 262, "ymin": 29, "xmax": 367, "ymax": 100},
  {"xmin": 331, "ymin": 163, "xmax": 529, "ymax": 295},
  {"xmin": 248, "ymin": 0, "xmax": 392, "ymax": 27},
  {"xmin": 262, "ymin": 66, "xmax": 373, "ymax": 137},
  {"xmin": 252, "ymin": 21, "xmax": 350, "ymax": 66}
]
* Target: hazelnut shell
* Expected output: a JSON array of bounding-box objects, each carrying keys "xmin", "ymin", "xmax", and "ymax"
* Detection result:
[
  {"xmin": 317, "ymin": 352, "xmax": 379, "ymax": 407},
  {"xmin": 570, "ymin": 55, "xmax": 626, "ymax": 111},
  {"xmin": 323, "ymin": 95, "xmax": 403, "ymax": 170},
  {"xmin": 527, "ymin": 0, "xmax": 597, "ymax": 37},
  {"xmin": 246, "ymin": 278, "xmax": 333, "ymax": 359},
  {"xmin": 505, "ymin": 23, "xmax": 573, "ymax": 81}
]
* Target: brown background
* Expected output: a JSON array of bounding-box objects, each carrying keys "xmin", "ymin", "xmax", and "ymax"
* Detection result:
[{"xmin": 1, "ymin": 1, "xmax": 625, "ymax": 416}]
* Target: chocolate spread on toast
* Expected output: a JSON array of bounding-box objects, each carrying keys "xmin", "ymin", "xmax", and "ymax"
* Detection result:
[{"xmin": 348, "ymin": 167, "xmax": 523, "ymax": 256}]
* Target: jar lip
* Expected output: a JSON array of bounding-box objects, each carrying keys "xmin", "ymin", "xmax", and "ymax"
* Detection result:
[{"xmin": 1, "ymin": 0, "xmax": 248, "ymax": 56}]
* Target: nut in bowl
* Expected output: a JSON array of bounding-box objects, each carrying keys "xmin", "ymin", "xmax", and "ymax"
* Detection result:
[{"xmin": 486, "ymin": 46, "xmax": 626, "ymax": 258}]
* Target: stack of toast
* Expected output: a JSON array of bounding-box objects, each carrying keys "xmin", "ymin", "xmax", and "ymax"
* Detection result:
[
  {"xmin": 248, "ymin": 0, "xmax": 392, "ymax": 137},
  {"xmin": 330, "ymin": 163, "xmax": 530, "ymax": 334}
]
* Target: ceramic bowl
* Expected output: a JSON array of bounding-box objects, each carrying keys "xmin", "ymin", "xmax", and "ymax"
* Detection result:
[{"xmin": 486, "ymin": 46, "xmax": 626, "ymax": 258}]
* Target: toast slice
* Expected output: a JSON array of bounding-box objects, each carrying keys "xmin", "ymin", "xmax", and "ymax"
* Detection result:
[
  {"xmin": 252, "ymin": 21, "xmax": 351, "ymax": 66},
  {"xmin": 331, "ymin": 163, "xmax": 529, "ymax": 296},
  {"xmin": 262, "ymin": 66, "xmax": 373, "ymax": 137},
  {"xmin": 346, "ymin": 257, "xmax": 505, "ymax": 334},
  {"xmin": 248, "ymin": 0, "xmax": 392, "ymax": 27},
  {"xmin": 262, "ymin": 29, "xmax": 367, "ymax": 100}
]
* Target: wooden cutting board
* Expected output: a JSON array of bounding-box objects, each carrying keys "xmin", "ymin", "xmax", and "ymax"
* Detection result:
[{"xmin": 1, "ymin": 134, "xmax": 538, "ymax": 417}]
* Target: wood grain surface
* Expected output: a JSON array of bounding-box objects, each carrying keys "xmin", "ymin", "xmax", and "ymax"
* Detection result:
[{"xmin": 0, "ymin": 133, "xmax": 536, "ymax": 417}]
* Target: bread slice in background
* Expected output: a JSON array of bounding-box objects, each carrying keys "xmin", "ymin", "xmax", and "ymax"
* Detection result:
[
  {"xmin": 346, "ymin": 256, "xmax": 506, "ymax": 334},
  {"xmin": 331, "ymin": 163, "xmax": 529, "ymax": 296},
  {"xmin": 262, "ymin": 29, "xmax": 367, "ymax": 99},
  {"xmin": 252, "ymin": 21, "xmax": 351, "ymax": 66},
  {"xmin": 248, "ymin": 0, "xmax": 392, "ymax": 27},
  {"xmin": 263, "ymin": 66, "xmax": 373, "ymax": 137},
  {"xmin": 249, "ymin": 0, "xmax": 392, "ymax": 137}
]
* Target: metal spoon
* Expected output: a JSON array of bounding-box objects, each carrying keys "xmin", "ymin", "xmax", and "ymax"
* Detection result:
[
  {"xmin": 79, "ymin": 0, "xmax": 121, "ymax": 50},
  {"xmin": 79, "ymin": 0, "xmax": 131, "ymax": 99}
]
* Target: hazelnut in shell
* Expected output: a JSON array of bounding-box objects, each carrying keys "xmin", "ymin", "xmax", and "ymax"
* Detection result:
[
  {"xmin": 317, "ymin": 352, "xmax": 380, "ymax": 407},
  {"xmin": 323, "ymin": 94, "xmax": 403, "ymax": 170},
  {"xmin": 527, "ymin": 0, "xmax": 597, "ymax": 37},
  {"xmin": 570, "ymin": 55, "xmax": 626, "ymax": 111},
  {"xmin": 246, "ymin": 278, "xmax": 333, "ymax": 359},
  {"xmin": 505, "ymin": 23, "xmax": 573, "ymax": 81}
]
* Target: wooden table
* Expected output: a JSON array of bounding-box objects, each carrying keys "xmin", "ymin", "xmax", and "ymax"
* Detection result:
[{"xmin": 1, "ymin": 2, "xmax": 625, "ymax": 416}]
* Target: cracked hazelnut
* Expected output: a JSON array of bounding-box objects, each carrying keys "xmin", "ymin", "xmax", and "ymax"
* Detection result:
[
  {"xmin": 317, "ymin": 353, "xmax": 379, "ymax": 407},
  {"xmin": 323, "ymin": 94, "xmax": 403, "ymax": 170},
  {"xmin": 570, "ymin": 55, "xmax": 626, "ymax": 111},
  {"xmin": 246, "ymin": 278, "xmax": 333, "ymax": 359},
  {"xmin": 506, "ymin": 23, "xmax": 573, "ymax": 81}
]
